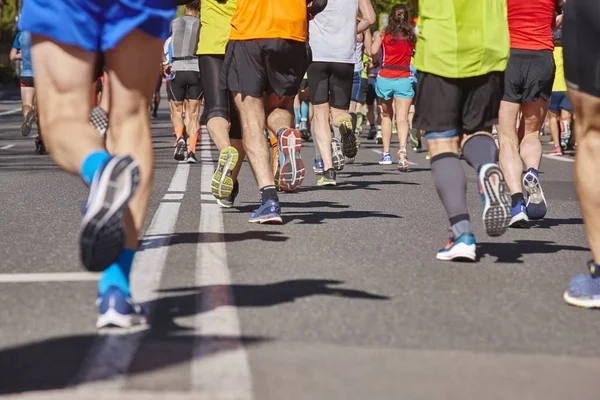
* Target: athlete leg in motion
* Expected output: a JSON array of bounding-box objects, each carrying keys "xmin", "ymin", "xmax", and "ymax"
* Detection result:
[
  {"xmin": 561, "ymin": 0, "xmax": 600, "ymax": 307},
  {"xmin": 152, "ymin": 74, "xmax": 162, "ymax": 119},
  {"xmin": 22, "ymin": 0, "xmax": 174, "ymax": 328},
  {"xmin": 378, "ymin": 97, "xmax": 394, "ymax": 165}
]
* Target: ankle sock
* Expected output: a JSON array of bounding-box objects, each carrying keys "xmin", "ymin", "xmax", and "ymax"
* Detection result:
[{"xmin": 260, "ymin": 185, "xmax": 278, "ymax": 204}]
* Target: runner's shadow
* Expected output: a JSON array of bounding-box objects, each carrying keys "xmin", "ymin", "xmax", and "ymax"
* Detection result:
[
  {"xmin": 477, "ymin": 240, "xmax": 588, "ymax": 264},
  {"xmin": 0, "ymin": 333, "xmax": 268, "ymax": 395},
  {"xmin": 530, "ymin": 218, "xmax": 583, "ymax": 229},
  {"xmin": 150, "ymin": 279, "xmax": 390, "ymax": 333},
  {"xmin": 300, "ymin": 180, "xmax": 418, "ymax": 192},
  {"xmin": 284, "ymin": 210, "xmax": 402, "ymax": 225},
  {"xmin": 138, "ymin": 230, "xmax": 288, "ymax": 251},
  {"xmin": 231, "ymin": 200, "xmax": 350, "ymax": 214}
]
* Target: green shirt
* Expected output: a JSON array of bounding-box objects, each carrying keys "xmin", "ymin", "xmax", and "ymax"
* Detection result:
[
  {"xmin": 197, "ymin": 0, "xmax": 237, "ymax": 55},
  {"xmin": 415, "ymin": 0, "xmax": 509, "ymax": 78}
]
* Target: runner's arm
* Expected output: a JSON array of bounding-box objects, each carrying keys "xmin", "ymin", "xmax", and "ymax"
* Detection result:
[
  {"xmin": 370, "ymin": 31, "xmax": 383, "ymax": 57},
  {"xmin": 309, "ymin": 0, "xmax": 328, "ymax": 16},
  {"xmin": 363, "ymin": 29, "xmax": 373, "ymax": 57},
  {"xmin": 357, "ymin": 0, "xmax": 376, "ymax": 33},
  {"xmin": 9, "ymin": 48, "xmax": 21, "ymax": 61}
]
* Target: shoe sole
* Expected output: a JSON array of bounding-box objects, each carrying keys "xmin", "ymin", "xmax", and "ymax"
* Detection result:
[
  {"xmin": 174, "ymin": 140, "xmax": 186, "ymax": 161},
  {"xmin": 80, "ymin": 156, "xmax": 140, "ymax": 272},
  {"xmin": 279, "ymin": 129, "xmax": 305, "ymax": 192},
  {"xmin": 339, "ymin": 118, "xmax": 358, "ymax": 158},
  {"xmin": 523, "ymin": 172, "xmax": 547, "ymax": 220},
  {"xmin": 97, "ymin": 307, "xmax": 146, "ymax": 329},
  {"xmin": 186, "ymin": 157, "xmax": 197, "ymax": 164},
  {"xmin": 376, "ymin": 138, "xmax": 383, "ymax": 144},
  {"xmin": 332, "ymin": 139, "xmax": 345, "ymax": 171},
  {"xmin": 397, "ymin": 155, "xmax": 409, "ymax": 172},
  {"xmin": 509, "ymin": 212, "xmax": 529, "ymax": 228},
  {"xmin": 90, "ymin": 106, "xmax": 109, "ymax": 137},
  {"xmin": 211, "ymin": 146, "xmax": 239, "ymax": 199},
  {"xmin": 479, "ymin": 164, "xmax": 511, "ymax": 237},
  {"xmin": 436, "ymin": 253, "xmax": 476, "ymax": 262},
  {"xmin": 563, "ymin": 291, "xmax": 600, "ymax": 308},
  {"xmin": 313, "ymin": 168, "xmax": 324, "ymax": 174},
  {"xmin": 317, "ymin": 180, "xmax": 337, "ymax": 187},
  {"xmin": 379, "ymin": 161, "xmax": 392, "ymax": 165},
  {"xmin": 300, "ymin": 128, "xmax": 312, "ymax": 142},
  {"xmin": 21, "ymin": 112, "xmax": 35, "ymax": 137},
  {"xmin": 248, "ymin": 215, "xmax": 283, "ymax": 224},
  {"xmin": 217, "ymin": 199, "xmax": 234, "ymax": 208}
]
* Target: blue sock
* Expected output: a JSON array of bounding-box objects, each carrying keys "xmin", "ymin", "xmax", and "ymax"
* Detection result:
[
  {"xmin": 294, "ymin": 107, "xmax": 301, "ymax": 127},
  {"xmin": 300, "ymin": 101, "xmax": 309, "ymax": 122},
  {"xmin": 98, "ymin": 248, "xmax": 135, "ymax": 296},
  {"xmin": 80, "ymin": 150, "xmax": 110, "ymax": 185}
]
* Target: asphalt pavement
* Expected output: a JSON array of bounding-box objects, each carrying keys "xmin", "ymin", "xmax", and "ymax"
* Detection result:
[{"xmin": 0, "ymin": 102, "xmax": 598, "ymax": 400}]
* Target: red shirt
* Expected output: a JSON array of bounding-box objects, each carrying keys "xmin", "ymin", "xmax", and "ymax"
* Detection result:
[
  {"xmin": 508, "ymin": 0, "xmax": 555, "ymax": 51},
  {"xmin": 378, "ymin": 33, "xmax": 414, "ymax": 79}
]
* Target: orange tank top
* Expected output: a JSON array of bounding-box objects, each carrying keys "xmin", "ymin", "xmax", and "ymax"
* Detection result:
[{"xmin": 229, "ymin": 0, "xmax": 307, "ymax": 42}]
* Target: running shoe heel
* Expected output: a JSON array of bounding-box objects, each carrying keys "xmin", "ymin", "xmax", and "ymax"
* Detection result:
[
  {"xmin": 211, "ymin": 146, "xmax": 239, "ymax": 199},
  {"xmin": 279, "ymin": 128, "xmax": 305, "ymax": 192}
]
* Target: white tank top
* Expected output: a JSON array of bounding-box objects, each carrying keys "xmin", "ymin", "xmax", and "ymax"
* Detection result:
[
  {"xmin": 309, "ymin": 0, "xmax": 359, "ymax": 64},
  {"xmin": 354, "ymin": 40, "xmax": 364, "ymax": 72}
]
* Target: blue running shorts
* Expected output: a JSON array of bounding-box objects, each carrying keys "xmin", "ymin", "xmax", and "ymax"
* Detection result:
[
  {"xmin": 19, "ymin": 0, "xmax": 175, "ymax": 53},
  {"xmin": 375, "ymin": 76, "xmax": 414, "ymax": 100}
]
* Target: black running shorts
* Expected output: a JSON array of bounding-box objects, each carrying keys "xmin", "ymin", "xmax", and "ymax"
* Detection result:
[
  {"xmin": 307, "ymin": 61, "xmax": 354, "ymax": 110},
  {"xmin": 503, "ymin": 49, "xmax": 555, "ymax": 103},
  {"xmin": 168, "ymin": 70, "xmax": 203, "ymax": 102},
  {"xmin": 198, "ymin": 54, "xmax": 242, "ymax": 140},
  {"xmin": 358, "ymin": 77, "xmax": 368, "ymax": 104},
  {"xmin": 413, "ymin": 71, "xmax": 504, "ymax": 134},
  {"xmin": 19, "ymin": 77, "xmax": 34, "ymax": 88},
  {"xmin": 562, "ymin": 0, "xmax": 600, "ymax": 98},
  {"xmin": 221, "ymin": 39, "xmax": 308, "ymax": 98},
  {"xmin": 366, "ymin": 77, "xmax": 377, "ymax": 105}
]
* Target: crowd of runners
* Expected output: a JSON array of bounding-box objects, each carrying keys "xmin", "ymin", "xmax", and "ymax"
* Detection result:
[{"xmin": 8, "ymin": 0, "xmax": 600, "ymax": 328}]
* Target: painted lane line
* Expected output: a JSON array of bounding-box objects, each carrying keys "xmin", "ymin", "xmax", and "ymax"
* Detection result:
[
  {"xmin": 168, "ymin": 163, "xmax": 191, "ymax": 192},
  {"xmin": 0, "ymin": 108, "xmax": 21, "ymax": 117},
  {"xmin": 0, "ymin": 272, "xmax": 100, "ymax": 283},
  {"xmin": 163, "ymin": 193, "xmax": 184, "ymax": 200},
  {"xmin": 543, "ymin": 154, "xmax": 575, "ymax": 163},
  {"xmin": 1, "ymin": 144, "xmax": 15, "ymax": 150},
  {"xmin": 371, "ymin": 149, "xmax": 418, "ymax": 165},
  {"xmin": 191, "ymin": 134, "xmax": 253, "ymax": 399},
  {"xmin": 73, "ymin": 165, "xmax": 188, "ymax": 391}
]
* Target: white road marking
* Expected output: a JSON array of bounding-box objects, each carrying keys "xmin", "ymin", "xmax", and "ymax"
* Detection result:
[
  {"xmin": 73, "ymin": 165, "xmax": 187, "ymax": 390},
  {"xmin": 543, "ymin": 154, "xmax": 575, "ymax": 163},
  {"xmin": 0, "ymin": 108, "xmax": 21, "ymax": 116},
  {"xmin": 191, "ymin": 134, "xmax": 253, "ymax": 399},
  {"xmin": 168, "ymin": 163, "xmax": 191, "ymax": 192},
  {"xmin": 371, "ymin": 149, "xmax": 418, "ymax": 165},
  {"xmin": 163, "ymin": 193, "xmax": 184, "ymax": 200},
  {"xmin": 0, "ymin": 272, "xmax": 100, "ymax": 283},
  {"xmin": 1, "ymin": 144, "xmax": 15, "ymax": 150}
]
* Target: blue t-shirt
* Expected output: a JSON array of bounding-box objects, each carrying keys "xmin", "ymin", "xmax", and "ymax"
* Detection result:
[{"xmin": 13, "ymin": 31, "xmax": 33, "ymax": 77}]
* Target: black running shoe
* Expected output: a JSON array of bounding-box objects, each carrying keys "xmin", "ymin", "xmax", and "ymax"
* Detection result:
[
  {"xmin": 217, "ymin": 181, "xmax": 240, "ymax": 208},
  {"xmin": 34, "ymin": 137, "xmax": 46, "ymax": 155},
  {"xmin": 186, "ymin": 152, "xmax": 197, "ymax": 164}
]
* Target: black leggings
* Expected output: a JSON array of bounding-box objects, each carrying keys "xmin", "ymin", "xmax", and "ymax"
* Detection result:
[{"xmin": 198, "ymin": 54, "xmax": 242, "ymax": 139}]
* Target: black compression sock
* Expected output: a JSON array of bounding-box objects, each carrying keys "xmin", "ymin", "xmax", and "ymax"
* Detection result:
[
  {"xmin": 260, "ymin": 185, "xmax": 278, "ymax": 204},
  {"xmin": 511, "ymin": 193, "xmax": 524, "ymax": 208}
]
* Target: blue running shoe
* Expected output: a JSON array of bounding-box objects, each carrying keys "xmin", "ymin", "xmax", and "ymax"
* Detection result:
[
  {"xmin": 436, "ymin": 234, "xmax": 476, "ymax": 261},
  {"xmin": 249, "ymin": 199, "xmax": 283, "ymax": 224},
  {"xmin": 564, "ymin": 269, "xmax": 600, "ymax": 308},
  {"xmin": 313, "ymin": 159, "xmax": 324, "ymax": 174},
  {"xmin": 379, "ymin": 152, "xmax": 392, "ymax": 165},
  {"xmin": 96, "ymin": 286, "xmax": 145, "ymax": 329},
  {"xmin": 509, "ymin": 199, "xmax": 529, "ymax": 228},
  {"xmin": 523, "ymin": 168, "xmax": 547, "ymax": 220},
  {"xmin": 478, "ymin": 163, "xmax": 511, "ymax": 237},
  {"xmin": 81, "ymin": 155, "xmax": 140, "ymax": 272}
]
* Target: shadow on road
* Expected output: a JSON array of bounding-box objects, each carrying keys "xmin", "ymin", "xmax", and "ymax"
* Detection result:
[
  {"xmin": 530, "ymin": 218, "xmax": 584, "ymax": 229},
  {"xmin": 477, "ymin": 240, "xmax": 589, "ymax": 263},
  {"xmin": 231, "ymin": 200, "xmax": 351, "ymax": 214},
  {"xmin": 0, "ymin": 279, "xmax": 388, "ymax": 395},
  {"xmin": 138, "ymin": 230, "xmax": 288, "ymax": 251},
  {"xmin": 299, "ymin": 179, "xmax": 419, "ymax": 192},
  {"xmin": 283, "ymin": 210, "xmax": 402, "ymax": 224}
]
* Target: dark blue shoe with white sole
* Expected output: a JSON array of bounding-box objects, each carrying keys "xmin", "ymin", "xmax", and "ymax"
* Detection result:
[
  {"xmin": 96, "ymin": 286, "xmax": 145, "ymax": 329},
  {"xmin": 523, "ymin": 168, "xmax": 547, "ymax": 220},
  {"xmin": 249, "ymin": 199, "xmax": 283, "ymax": 224},
  {"xmin": 509, "ymin": 199, "xmax": 529, "ymax": 228}
]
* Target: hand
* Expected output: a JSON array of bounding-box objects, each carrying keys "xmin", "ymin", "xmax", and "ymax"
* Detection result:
[{"xmin": 556, "ymin": 13, "xmax": 563, "ymax": 28}]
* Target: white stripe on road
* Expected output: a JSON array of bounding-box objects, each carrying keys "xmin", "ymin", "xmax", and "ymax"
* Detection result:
[
  {"xmin": 543, "ymin": 154, "xmax": 575, "ymax": 163},
  {"xmin": 371, "ymin": 149, "xmax": 418, "ymax": 165},
  {"xmin": 73, "ymin": 167, "xmax": 187, "ymax": 390},
  {"xmin": 1, "ymin": 144, "xmax": 15, "ymax": 150},
  {"xmin": 163, "ymin": 193, "xmax": 184, "ymax": 200},
  {"xmin": 168, "ymin": 163, "xmax": 191, "ymax": 192},
  {"xmin": 191, "ymin": 134, "xmax": 253, "ymax": 399},
  {"xmin": 0, "ymin": 272, "xmax": 100, "ymax": 283},
  {"xmin": 0, "ymin": 108, "xmax": 20, "ymax": 116}
]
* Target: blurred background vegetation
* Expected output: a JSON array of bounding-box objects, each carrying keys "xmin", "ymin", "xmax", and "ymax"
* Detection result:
[{"xmin": 0, "ymin": 0, "xmax": 418, "ymax": 85}]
